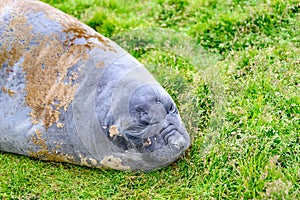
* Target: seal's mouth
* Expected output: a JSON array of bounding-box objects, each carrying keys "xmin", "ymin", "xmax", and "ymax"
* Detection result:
[{"xmin": 124, "ymin": 123, "xmax": 187, "ymax": 153}]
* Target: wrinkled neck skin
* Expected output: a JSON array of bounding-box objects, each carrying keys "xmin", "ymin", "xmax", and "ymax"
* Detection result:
[{"xmin": 94, "ymin": 54, "xmax": 190, "ymax": 171}]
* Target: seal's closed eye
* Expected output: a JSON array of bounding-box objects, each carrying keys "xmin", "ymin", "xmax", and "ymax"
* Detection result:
[
  {"xmin": 109, "ymin": 84, "xmax": 187, "ymax": 154},
  {"xmin": 167, "ymin": 103, "xmax": 178, "ymax": 114}
]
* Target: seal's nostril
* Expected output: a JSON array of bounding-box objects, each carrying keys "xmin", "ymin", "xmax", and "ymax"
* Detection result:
[
  {"xmin": 168, "ymin": 132, "xmax": 185, "ymax": 151},
  {"xmin": 170, "ymin": 141, "xmax": 181, "ymax": 151}
]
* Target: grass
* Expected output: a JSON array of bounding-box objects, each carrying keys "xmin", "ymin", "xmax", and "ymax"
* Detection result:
[{"xmin": 1, "ymin": 0, "xmax": 299, "ymax": 199}]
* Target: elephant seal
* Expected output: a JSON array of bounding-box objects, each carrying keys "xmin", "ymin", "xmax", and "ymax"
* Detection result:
[{"xmin": 0, "ymin": 0, "xmax": 190, "ymax": 171}]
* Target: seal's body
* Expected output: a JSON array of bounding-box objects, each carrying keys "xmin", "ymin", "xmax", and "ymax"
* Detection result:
[{"xmin": 0, "ymin": 0, "xmax": 190, "ymax": 171}]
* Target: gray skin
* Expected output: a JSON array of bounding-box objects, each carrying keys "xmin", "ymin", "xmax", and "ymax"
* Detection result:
[{"xmin": 0, "ymin": 0, "xmax": 190, "ymax": 172}]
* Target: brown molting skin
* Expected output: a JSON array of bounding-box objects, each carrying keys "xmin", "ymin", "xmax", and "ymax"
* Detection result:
[{"xmin": 0, "ymin": 0, "xmax": 190, "ymax": 172}]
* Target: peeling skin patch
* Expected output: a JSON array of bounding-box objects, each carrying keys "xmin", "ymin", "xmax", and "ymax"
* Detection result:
[
  {"xmin": 144, "ymin": 137, "xmax": 151, "ymax": 147},
  {"xmin": 101, "ymin": 156, "xmax": 131, "ymax": 171},
  {"xmin": 63, "ymin": 22, "xmax": 116, "ymax": 52},
  {"xmin": 56, "ymin": 123, "xmax": 64, "ymax": 128},
  {"xmin": 0, "ymin": 16, "xmax": 33, "ymax": 69},
  {"xmin": 0, "ymin": 1, "xmax": 117, "ymax": 129},
  {"xmin": 30, "ymin": 129, "xmax": 75, "ymax": 163},
  {"xmin": 109, "ymin": 125, "xmax": 121, "ymax": 137},
  {"xmin": 0, "ymin": 5, "xmax": 84, "ymax": 128},
  {"xmin": 79, "ymin": 154, "xmax": 98, "ymax": 167},
  {"xmin": 2, "ymin": 86, "xmax": 16, "ymax": 97},
  {"xmin": 89, "ymin": 158, "xmax": 98, "ymax": 166},
  {"xmin": 22, "ymin": 35, "xmax": 83, "ymax": 128},
  {"xmin": 79, "ymin": 154, "xmax": 91, "ymax": 166},
  {"xmin": 96, "ymin": 61, "xmax": 105, "ymax": 68},
  {"xmin": 14, "ymin": 0, "xmax": 118, "ymax": 53}
]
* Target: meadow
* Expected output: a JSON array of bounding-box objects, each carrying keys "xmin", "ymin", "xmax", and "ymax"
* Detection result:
[{"xmin": 0, "ymin": 0, "xmax": 299, "ymax": 199}]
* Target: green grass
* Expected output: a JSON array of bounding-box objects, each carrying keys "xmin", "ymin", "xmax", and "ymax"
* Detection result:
[{"xmin": 1, "ymin": 0, "xmax": 299, "ymax": 199}]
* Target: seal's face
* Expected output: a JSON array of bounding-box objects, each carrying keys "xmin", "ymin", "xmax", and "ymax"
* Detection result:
[
  {"xmin": 107, "ymin": 82, "xmax": 190, "ymax": 156},
  {"xmin": 104, "ymin": 83, "xmax": 190, "ymax": 171},
  {"xmin": 124, "ymin": 85, "xmax": 188, "ymax": 153}
]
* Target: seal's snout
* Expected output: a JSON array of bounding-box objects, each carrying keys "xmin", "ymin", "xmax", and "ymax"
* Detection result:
[
  {"xmin": 168, "ymin": 132, "xmax": 186, "ymax": 151},
  {"xmin": 161, "ymin": 124, "xmax": 186, "ymax": 151}
]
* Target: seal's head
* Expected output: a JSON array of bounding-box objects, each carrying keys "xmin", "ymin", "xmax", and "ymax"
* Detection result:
[
  {"xmin": 124, "ymin": 84, "xmax": 188, "ymax": 153},
  {"xmin": 95, "ymin": 55, "xmax": 190, "ymax": 171}
]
